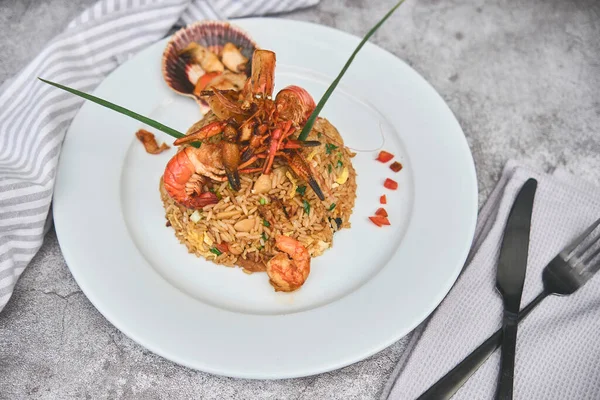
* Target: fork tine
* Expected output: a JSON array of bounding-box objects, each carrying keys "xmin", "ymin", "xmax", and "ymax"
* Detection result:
[
  {"xmin": 573, "ymin": 236, "xmax": 600, "ymax": 274},
  {"xmin": 579, "ymin": 258, "xmax": 600, "ymax": 284},
  {"xmin": 582, "ymin": 240, "xmax": 600, "ymax": 265},
  {"xmin": 562, "ymin": 217, "xmax": 600, "ymax": 260}
]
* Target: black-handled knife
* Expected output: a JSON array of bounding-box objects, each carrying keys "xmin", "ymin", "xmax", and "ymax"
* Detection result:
[
  {"xmin": 415, "ymin": 178, "xmax": 538, "ymax": 400},
  {"xmin": 494, "ymin": 178, "xmax": 537, "ymax": 399}
]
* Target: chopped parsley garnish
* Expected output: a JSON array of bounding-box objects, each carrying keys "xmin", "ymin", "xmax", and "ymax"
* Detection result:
[
  {"xmin": 303, "ymin": 200, "xmax": 311, "ymax": 215},
  {"xmin": 325, "ymin": 143, "xmax": 338, "ymax": 154},
  {"xmin": 296, "ymin": 185, "xmax": 307, "ymax": 196}
]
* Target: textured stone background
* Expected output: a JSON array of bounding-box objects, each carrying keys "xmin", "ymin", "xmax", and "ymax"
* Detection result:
[{"xmin": 1, "ymin": 0, "xmax": 599, "ymax": 399}]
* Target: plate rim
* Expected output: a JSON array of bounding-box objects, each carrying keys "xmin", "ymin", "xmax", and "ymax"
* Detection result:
[{"xmin": 53, "ymin": 17, "xmax": 478, "ymax": 379}]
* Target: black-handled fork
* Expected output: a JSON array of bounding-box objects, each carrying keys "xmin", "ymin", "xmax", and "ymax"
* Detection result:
[{"xmin": 416, "ymin": 217, "xmax": 600, "ymax": 400}]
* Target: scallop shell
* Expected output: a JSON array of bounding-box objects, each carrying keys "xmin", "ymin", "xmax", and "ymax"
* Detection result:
[{"xmin": 162, "ymin": 21, "xmax": 258, "ymax": 112}]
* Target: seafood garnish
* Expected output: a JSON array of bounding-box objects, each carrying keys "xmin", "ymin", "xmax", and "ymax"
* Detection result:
[
  {"xmin": 180, "ymin": 43, "xmax": 224, "ymax": 73},
  {"xmin": 267, "ymin": 236, "xmax": 311, "ymax": 292},
  {"xmin": 162, "ymin": 21, "xmax": 257, "ymax": 113},
  {"xmin": 162, "ymin": 48, "xmax": 327, "ymax": 205},
  {"xmin": 221, "ymin": 43, "xmax": 249, "ymax": 72},
  {"xmin": 159, "ymin": 46, "xmax": 327, "ymax": 207},
  {"xmin": 135, "ymin": 129, "xmax": 170, "ymax": 154}
]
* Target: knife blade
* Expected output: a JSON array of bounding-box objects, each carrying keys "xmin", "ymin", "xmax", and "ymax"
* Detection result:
[{"xmin": 495, "ymin": 178, "xmax": 537, "ymax": 400}]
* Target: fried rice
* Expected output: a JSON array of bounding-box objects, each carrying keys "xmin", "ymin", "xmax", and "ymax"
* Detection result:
[{"xmin": 160, "ymin": 116, "xmax": 357, "ymax": 273}]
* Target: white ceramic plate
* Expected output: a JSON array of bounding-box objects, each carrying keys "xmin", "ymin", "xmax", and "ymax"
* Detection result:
[{"xmin": 53, "ymin": 18, "xmax": 477, "ymax": 379}]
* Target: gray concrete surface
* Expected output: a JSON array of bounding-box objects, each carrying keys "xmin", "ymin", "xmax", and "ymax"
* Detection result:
[{"xmin": 1, "ymin": 0, "xmax": 599, "ymax": 398}]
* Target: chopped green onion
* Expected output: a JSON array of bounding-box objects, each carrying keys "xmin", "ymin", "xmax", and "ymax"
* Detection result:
[
  {"xmin": 259, "ymin": 197, "xmax": 266, "ymax": 205},
  {"xmin": 328, "ymin": 203, "xmax": 336, "ymax": 211},
  {"xmin": 296, "ymin": 185, "xmax": 307, "ymax": 196},
  {"xmin": 337, "ymin": 160, "xmax": 343, "ymax": 168},
  {"xmin": 325, "ymin": 143, "xmax": 338, "ymax": 154},
  {"xmin": 297, "ymin": 0, "xmax": 406, "ymax": 141},
  {"xmin": 303, "ymin": 200, "xmax": 311, "ymax": 215},
  {"xmin": 317, "ymin": 132, "xmax": 322, "ymax": 138},
  {"xmin": 210, "ymin": 247, "xmax": 222, "ymax": 256},
  {"xmin": 261, "ymin": 232, "xmax": 268, "ymax": 241},
  {"xmin": 328, "ymin": 164, "xmax": 333, "ymax": 174},
  {"xmin": 257, "ymin": 245, "xmax": 264, "ymax": 250},
  {"xmin": 263, "ymin": 219, "xmax": 270, "ymax": 227}
]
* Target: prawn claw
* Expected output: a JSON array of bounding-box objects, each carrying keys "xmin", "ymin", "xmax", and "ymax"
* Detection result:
[
  {"xmin": 221, "ymin": 141, "xmax": 241, "ymax": 191},
  {"xmin": 286, "ymin": 151, "xmax": 325, "ymax": 201},
  {"xmin": 226, "ymin": 169, "xmax": 241, "ymax": 191},
  {"xmin": 173, "ymin": 121, "xmax": 227, "ymax": 146},
  {"xmin": 306, "ymin": 176, "xmax": 325, "ymax": 202}
]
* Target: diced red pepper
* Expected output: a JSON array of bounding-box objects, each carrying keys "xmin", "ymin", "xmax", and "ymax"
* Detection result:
[
  {"xmin": 384, "ymin": 178, "xmax": 398, "ymax": 190},
  {"xmin": 369, "ymin": 215, "xmax": 391, "ymax": 227},
  {"xmin": 375, "ymin": 208, "xmax": 388, "ymax": 217},
  {"xmin": 369, "ymin": 216, "xmax": 383, "ymax": 227},
  {"xmin": 376, "ymin": 150, "xmax": 394, "ymax": 163},
  {"xmin": 380, "ymin": 195, "xmax": 387, "ymax": 204},
  {"xmin": 390, "ymin": 161, "xmax": 403, "ymax": 172},
  {"xmin": 215, "ymin": 243, "xmax": 229, "ymax": 253}
]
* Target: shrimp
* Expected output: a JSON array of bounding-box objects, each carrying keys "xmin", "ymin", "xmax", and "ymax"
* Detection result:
[
  {"xmin": 267, "ymin": 235, "xmax": 311, "ymax": 292},
  {"xmin": 168, "ymin": 119, "xmax": 243, "ymax": 192},
  {"xmin": 162, "ymin": 145, "xmax": 227, "ymax": 209}
]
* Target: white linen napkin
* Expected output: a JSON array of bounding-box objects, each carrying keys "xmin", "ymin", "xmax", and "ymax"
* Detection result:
[
  {"xmin": 0, "ymin": 0, "xmax": 319, "ymax": 312},
  {"xmin": 382, "ymin": 160, "xmax": 600, "ymax": 399}
]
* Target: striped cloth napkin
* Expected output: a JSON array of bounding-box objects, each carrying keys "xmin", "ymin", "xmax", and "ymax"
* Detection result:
[{"xmin": 0, "ymin": 0, "xmax": 318, "ymax": 312}]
